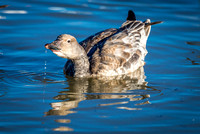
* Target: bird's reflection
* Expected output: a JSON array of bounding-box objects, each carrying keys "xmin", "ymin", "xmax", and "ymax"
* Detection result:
[{"xmin": 45, "ymin": 67, "xmax": 153, "ymax": 131}]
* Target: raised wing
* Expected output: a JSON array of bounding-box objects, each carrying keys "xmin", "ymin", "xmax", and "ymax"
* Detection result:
[
  {"xmin": 90, "ymin": 20, "xmax": 149, "ymax": 76},
  {"xmin": 79, "ymin": 28, "xmax": 117, "ymax": 54}
]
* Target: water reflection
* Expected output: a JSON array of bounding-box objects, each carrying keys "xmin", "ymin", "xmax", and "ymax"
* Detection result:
[
  {"xmin": 2, "ymin": 10, "xmax": 28, "ymax": 14},
  {"xmin": 0, "ymin": 0, "xmax": 199, "ymax": 132},
  {"xmin": 186, "ymin": 41, "xmax": 200, "ymax": 65},
  {"xmin": 45, "ymin": 67, "xmax": 154, "ymax": 131},
  {"xmin": 186, "ymin": 41, "xmax": 200, "ymax": 46},
  {"xmin": 0, "ymin": 5, "xmax": 8, "ymax": 9},
  {"xmin": 48, "ymin": 7, "xmax": 92, "ymax": 15}
]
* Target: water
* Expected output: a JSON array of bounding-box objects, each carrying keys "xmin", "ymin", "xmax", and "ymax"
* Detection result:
[{"xmin": 0, "ymin": 0, "xmax": 200, "ymax": 133}]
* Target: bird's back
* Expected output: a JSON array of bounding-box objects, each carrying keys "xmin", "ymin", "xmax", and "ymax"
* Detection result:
[
  {"xmin": 64, "ymin": 10, "xmax": 162, "ymax": 77},
  {"xmin": 88, "ymin": 19, "xmax": 150, "ymax": 76}
]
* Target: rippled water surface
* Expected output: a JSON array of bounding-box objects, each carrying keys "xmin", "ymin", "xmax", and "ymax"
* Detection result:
[{"xmin": 1, "ymin": 0, "xmax": 200, "ymax": 133}]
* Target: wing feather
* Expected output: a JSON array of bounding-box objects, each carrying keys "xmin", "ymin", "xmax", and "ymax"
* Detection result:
[
  {"xmin": 79, "ymin": 28, "xmax": 117, "ymax": 54},
  {"xmin": 90, "ymin": 21, "xmax": 148, "ymax": 75},
  {"xmin": 65, "ymin": 21, "xmax": 149, "ymax": 76}
]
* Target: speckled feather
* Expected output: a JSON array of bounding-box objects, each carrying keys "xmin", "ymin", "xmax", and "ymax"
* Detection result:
[
  {"xmin": 64, "ymin": 19, "xmax": 151, "ymax": 76},
  {"xmin": 44, "ymin": 10, "xmax": 163, "ymax": 77},
  {"xmin": 45, "ymin": 10, "xmax": 162, "ymax": 77}
]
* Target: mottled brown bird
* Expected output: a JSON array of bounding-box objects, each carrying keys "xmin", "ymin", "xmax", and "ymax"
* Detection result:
[{"xmin": 45, "ymin": 10, "xmax": 162, "ymax": 77}]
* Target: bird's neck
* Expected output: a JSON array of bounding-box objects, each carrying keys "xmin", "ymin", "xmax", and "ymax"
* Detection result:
[{"xmin": 72, "ymin": 52, "xmax": 90, "ymax": 77}]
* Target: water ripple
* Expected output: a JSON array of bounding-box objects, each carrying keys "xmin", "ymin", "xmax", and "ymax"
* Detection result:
[
  {"xmin": 0, "ymin": 0, "xmax": 200, "ymax": 133},
  {"xmin": 2, "ymin": 10, "xmax": 28, "ymax": 14}
]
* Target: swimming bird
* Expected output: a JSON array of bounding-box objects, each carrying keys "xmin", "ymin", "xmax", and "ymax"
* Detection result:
[{"xmin": 45, "ymin": 10, "xmax": 162, "ymax": 77}]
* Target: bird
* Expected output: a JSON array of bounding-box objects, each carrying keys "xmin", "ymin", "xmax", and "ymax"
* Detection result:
[{"xmin": 45, "ymin": 10, "xmax": 162, "ymax": 77}]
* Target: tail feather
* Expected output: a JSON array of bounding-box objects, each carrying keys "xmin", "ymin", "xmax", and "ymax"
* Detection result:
[
  {"xmin": 145, "ymin": 21, "xmax": 163, "ymax": 27},
  {"xmin": 127, "ymin": 10, "xmax": 136, "ymax": 21}
]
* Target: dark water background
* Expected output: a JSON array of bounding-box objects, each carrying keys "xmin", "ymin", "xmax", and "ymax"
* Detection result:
[{"xmin": 0, "ymin": 0, "xmax": 200, "ymax": 133}]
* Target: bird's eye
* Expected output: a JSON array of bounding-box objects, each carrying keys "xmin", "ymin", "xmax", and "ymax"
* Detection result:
[{"xmin": 67, "ymin": 39, "xmax": 71, "ymax": 43}]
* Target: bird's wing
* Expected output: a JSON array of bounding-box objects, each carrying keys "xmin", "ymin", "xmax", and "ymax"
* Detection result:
[
  {"xmin": 79, "ymin": 28, "xmax": 117, "ymax": 54},
  {"xmin": 90, "ymin": 20, "xmax": 148, "ymax": 75}
]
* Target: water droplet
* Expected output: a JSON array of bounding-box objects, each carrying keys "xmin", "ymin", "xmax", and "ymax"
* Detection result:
[
  {"xmin": 44, "ymin": 60, "xmax": 47, "ymax": 79},
  {"xmin": 44, "ymin": 50, "xmax": 47, "ymax": 80},
  {"xmin": 44, "ymin": 50, "xmax": 47, "ymax": 79}
]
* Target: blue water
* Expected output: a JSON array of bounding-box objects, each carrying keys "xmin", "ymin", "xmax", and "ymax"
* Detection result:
[{"xmin": 0, "ymin": 0, "xmax": 200, "ymax": 133}]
